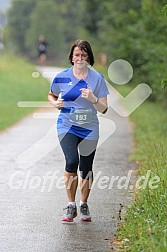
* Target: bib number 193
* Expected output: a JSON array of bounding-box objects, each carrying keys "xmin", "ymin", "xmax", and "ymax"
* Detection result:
[{"xmin": 75, "ymin": 114, "xmax": 87, "ymax": 122}]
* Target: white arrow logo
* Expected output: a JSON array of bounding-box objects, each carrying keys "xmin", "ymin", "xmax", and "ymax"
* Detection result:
[{"xmin": 16, "ymin": 60, "xmax": 152, "ymax": 169}]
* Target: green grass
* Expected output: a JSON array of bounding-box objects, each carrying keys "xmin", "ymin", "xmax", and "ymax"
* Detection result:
[
  {"xmin": 0, "ymin": 54, "xmax": 50, "ymax": 131},
  {"xmin": 95, "ymin": 64, "xmax": 167, "ymax": 251},
  {"xmin": 115, "ymin": 93, "xmax": 167, "ymax": 251}
]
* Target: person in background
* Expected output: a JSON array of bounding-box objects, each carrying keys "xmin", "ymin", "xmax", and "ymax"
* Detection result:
[
  {"xmin": 37, "ymin": 34, "xmax": 48, "ymax": 66},
  {"xmin": 48, "ymin": 39, "xmax": 109, "ymax": 222}
]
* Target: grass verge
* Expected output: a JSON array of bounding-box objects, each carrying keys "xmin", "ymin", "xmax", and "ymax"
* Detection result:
[
  {"xmin": 113, "ymin": 92, "xmax": 167, "ymax": 251},
  {"xmin": 95, "ymin": 64, "xmax": 166, "ymax": 251},
  {"xmin": 0, "ymin": 53, "xmax": 50, "ymax": 131}
]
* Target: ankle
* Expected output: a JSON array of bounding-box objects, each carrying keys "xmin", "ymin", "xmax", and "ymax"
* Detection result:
[
  {"xmin": 80, "ymin": 200, "xmax": 87, "ymax": 206},
  {"xmin": 68, "ymin": 202, "xmax": 76, "ymax": 207}
]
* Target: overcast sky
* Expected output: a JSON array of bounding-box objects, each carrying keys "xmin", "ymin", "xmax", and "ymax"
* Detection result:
[{"xmin": 0, "ymin": 0, "xmax": 11, "ymax": 12}]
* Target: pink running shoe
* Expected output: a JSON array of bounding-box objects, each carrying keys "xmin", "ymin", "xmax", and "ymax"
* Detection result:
[
  {"xmin": 80, "ymin": 203, "xmax": 91, "ymax": 222},
  {"xmin": 62, "ymin": 205, "xmax": 77, "ymax": 222}
]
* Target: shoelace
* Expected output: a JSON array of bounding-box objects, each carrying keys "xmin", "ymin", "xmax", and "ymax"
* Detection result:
[
  {"xmin": 63, "ymin": 206, "xmax": 68, "ymax": 210},
  {"xmin": 63, "ymin": 205, "xmax": 76, "ymax": 214}
]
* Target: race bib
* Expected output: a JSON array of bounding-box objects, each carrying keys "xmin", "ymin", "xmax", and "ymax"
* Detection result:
[{"xmin": 69, "ymin": 108, "xmax": 94, "ymax": 125}]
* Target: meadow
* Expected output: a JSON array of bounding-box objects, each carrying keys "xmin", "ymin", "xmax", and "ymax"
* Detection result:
[{"xmin": 0, "ymin": 54, "xmax": 50, "ymax": 131}]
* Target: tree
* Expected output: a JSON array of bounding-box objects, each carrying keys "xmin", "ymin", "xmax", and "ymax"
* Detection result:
[
  {"xmin": 25, "ymin": 0, "xmax": 64, "ymax": 59},
  {"xmin": 7, "ymin": 0, "xmax": 36, "ymax": 53},
  {"xmin": 7, "ymin": 0, "xmax": 85, "ymax": 63},
  {"xmin": 96, "ymin": 0, "xmax": 167, "ymax": 103},
  {"xmin": 5, "ymin": 0, "xmax": 167, "ymax": 104}
]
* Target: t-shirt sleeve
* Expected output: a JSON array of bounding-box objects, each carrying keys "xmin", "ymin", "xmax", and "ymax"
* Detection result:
[
  {"xmin": 50, "ymin": 77, "xmax": 60, "ymax": 96},
  {"xmin": 94, "ymin": 75, "xmax": 110, "ymax": 98}
]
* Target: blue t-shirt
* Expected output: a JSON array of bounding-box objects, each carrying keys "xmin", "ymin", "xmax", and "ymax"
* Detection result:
[{"xmin": 50, "ymin": 67, "xmax": 109, "ymax": 140}]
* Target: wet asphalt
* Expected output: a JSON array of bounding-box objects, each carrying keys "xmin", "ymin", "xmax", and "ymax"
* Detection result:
[{"xmin": 0, "ymin": 67, "xmax": 136, "ymax": 252}]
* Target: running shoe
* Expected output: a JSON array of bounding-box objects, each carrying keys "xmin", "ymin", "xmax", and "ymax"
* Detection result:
[
  {"xmin": 80, "ymin": 203, "xmax": 91, "ymax": 222},
  {"xmin": 62, "ymin": 204, "xmax": 77, "ymax": 222}
]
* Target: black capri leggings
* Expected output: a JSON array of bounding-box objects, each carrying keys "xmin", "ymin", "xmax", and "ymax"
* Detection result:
[{"xmin": 58, "ymin": 133, "xmax": 98, "ymax": 179}]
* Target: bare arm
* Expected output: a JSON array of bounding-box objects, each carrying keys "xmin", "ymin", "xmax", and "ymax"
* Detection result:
[{"xmin": 92, "ymin": 96, "xmax": 108, "ymax": 114}]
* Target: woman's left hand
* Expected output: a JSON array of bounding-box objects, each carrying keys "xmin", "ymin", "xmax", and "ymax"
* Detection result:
[{"xmin": 80, "ymin": 85, "xmax": 97, "ymax": 103}]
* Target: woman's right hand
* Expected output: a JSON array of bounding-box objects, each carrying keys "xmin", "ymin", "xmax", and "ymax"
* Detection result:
[
  {"xmin": 53, "ymin": 98, "xmax": 64, "ymax": 110},
  {"xmin": 48, "ymin": 91, "xmax": 64, "ymax": 110}
]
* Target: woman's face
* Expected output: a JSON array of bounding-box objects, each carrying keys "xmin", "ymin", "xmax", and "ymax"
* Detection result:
[{"xmin": 72, "ymin": 46, "xmax": 89, "ymax": 68}]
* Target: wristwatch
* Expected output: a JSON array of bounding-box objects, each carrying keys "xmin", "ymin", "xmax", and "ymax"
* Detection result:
[{"xmin": 92, "ymin": 97, "xmax": 99, "ymax": 104}]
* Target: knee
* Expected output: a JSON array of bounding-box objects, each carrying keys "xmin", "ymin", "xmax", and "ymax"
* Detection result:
[
  {"xmin": 80, "ymin": 170, "xmax": 93, "ymax": 180},
  {"xmin": 65, "ymin": 158, "xmax": 79, "ymax": 173}
]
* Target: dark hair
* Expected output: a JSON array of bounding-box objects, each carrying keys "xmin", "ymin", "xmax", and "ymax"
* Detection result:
[{"xmin": 68, "ymin": 39, "xmax": 94, "ymax": 66}]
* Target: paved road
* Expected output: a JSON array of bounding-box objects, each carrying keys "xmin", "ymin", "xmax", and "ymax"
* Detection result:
[{"xmin": 0, "ymin": 67, "xmax": 136, "ymax": 252}]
